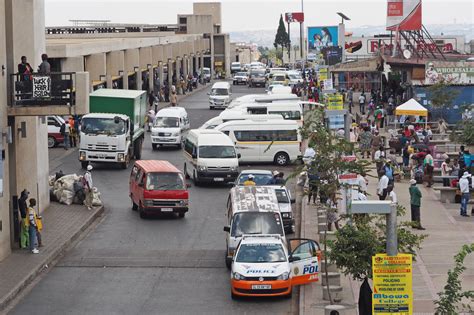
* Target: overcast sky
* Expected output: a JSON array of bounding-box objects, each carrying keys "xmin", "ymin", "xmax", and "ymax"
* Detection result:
[{"xmin": 45, "ymin": 0, "xmax": 472, "ymax": 31}]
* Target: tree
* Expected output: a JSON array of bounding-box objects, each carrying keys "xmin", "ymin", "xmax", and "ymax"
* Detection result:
[
  {"xmin": 435, "ymin": 243, "xmax": 474, "ymax": 314},
  {"xmin": 427, "ymin": 79, "xmax": 459, "ymax": 120},
  {"xmin": 273, "ymin": 14, "xmax": 289, "ymax": 61}
]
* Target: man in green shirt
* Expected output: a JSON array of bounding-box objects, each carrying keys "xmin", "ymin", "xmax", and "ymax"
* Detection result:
[{"xmin": 409, "ymin": 179, "xmax": 425, "ymax": 230}]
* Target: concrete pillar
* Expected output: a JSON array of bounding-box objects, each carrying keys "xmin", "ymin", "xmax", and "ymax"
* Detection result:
[
  {"xmin": 183, "ymin": 56, "xmax": 188, "ymax": 84},
  {"xmin": 148, "ymin": 64, "xmax": 153, "ymax": 93},
  {"xmin": 85, "ymin": 53, "xmax": 106, "ymax": 82},
  {"xmin": 200, "ymin": 52, "xmax": 204, "ymax": 75},
  {"xmin": 210, "ymin": 35, "xmax": 215, "ymax": 77},
  {"xmin": 136, "ymin": 68, "xmax": 142, "ymax": 91},
  {"xmin": 4, "ymin": 0, "xmax": 50, "ymax": 261},
  {"xmin": 158, "ymin": 61, "xmax": 164, "ymax": 92},
  {"xmin": 191, "ymin": 54, "xmax": 195, "ymax": 75},
  {"xmin": 167, "ymin": 59, "xmax": 173, "ymax": 88},
  {"xmin": 175, "ymin": 57, "xmax": 182, "ymax": 94}
]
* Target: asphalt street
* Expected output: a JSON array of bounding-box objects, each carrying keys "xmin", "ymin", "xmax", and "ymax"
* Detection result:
[{"xmin": 11, "ymin": 83, "xmax": 300, "ymax": 315}]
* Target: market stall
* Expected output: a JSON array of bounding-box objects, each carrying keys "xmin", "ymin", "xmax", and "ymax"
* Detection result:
[{"xmin": 395, "ymin": 98, "xmax": 428, "ymax": 128}]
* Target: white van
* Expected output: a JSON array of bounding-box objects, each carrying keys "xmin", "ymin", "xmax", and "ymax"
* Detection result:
[
  {"xmin": 228, "ymin": 93, "xmax": 299, "ymax": 109},
  {"xmin": 223, "ymin": 185, "xmax": 285, "ymax": 268},
  {"xmin": 151, "ymin": 107, "xmax": 190, "ymax": 149},
  {"xmin": 230, "ymin": 102, "xmax": 304, "ymax": 126},
  {"xmin": 199, "ymin": 113, "xmax": 284, "ymax": 130},
  {"xmin": 183, "ymin": 129, "xmax": 240, "ymax": 185},
  {"xmin": 215, "ymin": 119, "xmax": 301, "ymax": 165},
  {"xmin": 208, "ymin": 82, "xmax": 232, "ymax": 109},
  {"xmin": 267, "ymin": 85, "xmax": 292, "ymax": 95}
]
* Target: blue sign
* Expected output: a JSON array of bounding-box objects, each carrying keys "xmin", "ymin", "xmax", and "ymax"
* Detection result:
[{"xmin": 307, "ymin": 26, "xmax": 339, "ymax": 55}]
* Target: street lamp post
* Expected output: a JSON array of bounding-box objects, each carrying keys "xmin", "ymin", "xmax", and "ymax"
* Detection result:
[{"xmin": 300, "ymin": 0, "xmax": 304, "ymax": 60}]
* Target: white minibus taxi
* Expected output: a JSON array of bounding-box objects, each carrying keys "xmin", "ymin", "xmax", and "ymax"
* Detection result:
[
  {"xmin": 199, "ymin": 113, "xmax": 283, "ymax": 130},
  {"xmin": 208, "ymin": 81, "xmax": 232, "ymax": 109},
  {"xmin": 229, "ymin": 102, "xmax": 303, "ymax": 126},
  {"xmin": 228, "ymin": 94, "xmax": 299, "ymax": 109},
  {"xmin": 151, "ymin": 107, "xmax": 190, "ymax": 149},
  {"xmin": 215, "ymin": 120, "xmax": 301, "ymax": 165}
]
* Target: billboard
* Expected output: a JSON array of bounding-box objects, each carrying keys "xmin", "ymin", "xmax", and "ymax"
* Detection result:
[
  {"xmin": 321, "ymin": 46, "xmax": 343, "ymax": 66},
  {"xmin": 386, "ymin": 0, "xmax": 422, "ymax": 31},
  {"xmin": 425, "ymin": 61, "xmax": 474, "ymax": 85},
  {"xmin": 285, "ymin": 12, "xmax": 304, "ymax": 23},
  {"xmin": 307, "ymin": 26, "xmax": 339, "ymax": 56}
]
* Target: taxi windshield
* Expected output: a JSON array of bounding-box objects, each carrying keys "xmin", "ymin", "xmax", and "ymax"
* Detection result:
[
  {"xmin": 231, "ymin": 212, "xmax": 284, "ymax": 237},
  {"xmin": 236, "ymin": 243, "xmax": 287, "ymax": 263},
  {"xmin": 211, "ymin": 88, "xmax": 229, "ymax": 96},
  {"xmin": 146, "ymin": 172, "xmax": 185, "ymax": 190},
  {"xmin": 154, "ymin": 117, "xmax": 179, "ymax": 128}
]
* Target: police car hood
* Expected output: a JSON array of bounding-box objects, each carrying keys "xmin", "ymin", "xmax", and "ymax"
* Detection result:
[{"xmin": 234, "ymin": 262, "xmax": 289, "ymax": 277}]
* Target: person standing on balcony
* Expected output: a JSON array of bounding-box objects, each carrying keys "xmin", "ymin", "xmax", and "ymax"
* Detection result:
[
  {"xmin": 18, "ymin": 56, "xmax": 33, "ymax": 81},
  {"xmin": 38, "ymin": 53, "xmax": 51, "ymax": 75}
]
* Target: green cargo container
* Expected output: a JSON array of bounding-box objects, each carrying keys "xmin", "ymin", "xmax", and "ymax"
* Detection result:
[{"xmin": 89, "ymin": 89, "xmax": 147, "ymax": 142}]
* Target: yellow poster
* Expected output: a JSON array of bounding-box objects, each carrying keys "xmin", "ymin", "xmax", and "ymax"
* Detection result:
[
  {"xmin": 318, "ymin": 68, "xmax": 328, "ymax": 81},
  {"xmin": 372, "ymin": 253, "xmax": 413, "ymax": 315},
  {"xmin": 327, "ymin": 94, "xmax": 343, "ymax": 110}
]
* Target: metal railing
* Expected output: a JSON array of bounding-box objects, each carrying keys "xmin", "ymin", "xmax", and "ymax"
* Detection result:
[{"xmin": 10, "ymin": 72, "xmax": 75, "ymax": 106}]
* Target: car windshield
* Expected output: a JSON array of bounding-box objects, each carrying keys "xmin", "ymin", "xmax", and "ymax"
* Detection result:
[
  {"xmin": 235, "ymin": 72, "xmax": 247, "ymax": 77},
  {"xmin": 231, "ymin": 212, "xmax": 284, "ymax": 237},
  {"xmin": 81, "ymin": 117, "xmax": 126, "ymax": 136},
  {"xmin": 145, "ymin": 172, "xmax": 185, "ymax": 191},
  {"xmin": 154, "ymin": 117, "xmax": 179, "ymax": 128},
  {"xmin": 275, "ymin": 189, "xmax": 289, "ymax": 203},
  {"xmin": 236, "ymin": 243, "xmax": 287, "ymax": 263},
  {"xmin": 199, "ymin": 145, "xmax": 236, "ymax": 158},
  {"xmin": 251, "ymin": 71, "xmax": 265, "ymax": 77},
  {"xmin": 288, "ymin": 74, "xmax": 302, "ymax": 80},
  {"xmin": 273, "ymin": 76, "xmax": 285, "ymax": 81},
  {"xmin": 238, "ymin": 174, "xmax": 273, "ymax": 185},
  {"xmin": 211, "ymin": 88, "xmax": 229, "ymax": 96}
]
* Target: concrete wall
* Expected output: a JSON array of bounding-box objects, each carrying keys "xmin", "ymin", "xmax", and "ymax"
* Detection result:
[
  {"xmin": 152, "ymin": 45, "xmax": 164, "ymax": 64},
  {"xmin": 85, "ymin": 53, "xmax": 106, "ymax": 81},
  {"xmin": 61, "ymin": 56, "xmax": 84, "ymax": 72},
  {"xmin": 139, "ymin": 46, "xmax": 152, "ymax": 70},
  {"xmin": 193, "ymin": 2, "xmax": 221, "ymax": 28},
  {"xmin": 0, "ymin": 0, "xmax": 11, "ymax": 261},
  {"xmin": 124, "ymin": 48, "xmax": 139, "ymax": 73},
  {"xmin": 179, "ymin": 15, "xmax": 213, "ymax": 35},
  {"xmin": 106, "ymin": 51, "xmax": 124, "ymax": 76}
]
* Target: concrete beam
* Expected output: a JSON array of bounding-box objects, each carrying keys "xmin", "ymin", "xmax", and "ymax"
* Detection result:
[
  {"xmin": 106, "ymin": 50, "xmax": 125, "ymax": 77},
  {"xmin": 139, "ymin": 46, "xmax": 152, "ymax": 70}
]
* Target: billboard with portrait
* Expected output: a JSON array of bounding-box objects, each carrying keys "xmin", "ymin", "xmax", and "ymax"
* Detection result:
[{"xmin": 307, "ymin": 26, "xmax": 339, "ymax": 56}]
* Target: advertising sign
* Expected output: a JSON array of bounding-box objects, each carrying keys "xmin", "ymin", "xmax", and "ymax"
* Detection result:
[
  {"xmin": 321, "ymin": 46, "xmax": 343, "ymax": 66},
  {"xmin": 308, "ymin": 26, "xmax": 339, "ymax": 56},
  {"xmin": 285, "ymin": 12, "xmax": 304, "ymax": 23},
  {"xmin": 32, "ymin": 76, "xmax": 51, "ymax": 98},
  {"xmin": 328, "ymin": 115, "xmax": 345, "ymax": 130},
  {"xmin": 372, "ymin": 253, "xmax": 413, "ymax": 315},
  {"xmin": 323, "ymin": 79, "xmax": 334, "ymax": 91},
  {"xmin": 386, "ymin": 0, "xmax": 422, "ymax": 31},
  {"xmin": 425, "ymin": 61, "xmax": 474, "ymax": 85},
  {"xmin": 318, "ymin": 68, "xmax": 329, "ymax": 81},
  {"xmin": 327, "ymin": 94, "xmax": 343, "ymax": 110}
]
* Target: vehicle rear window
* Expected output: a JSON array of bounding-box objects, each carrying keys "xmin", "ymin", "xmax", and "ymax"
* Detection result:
[
  {"xmin": 238, "ymin": 174, "xmax": 273, "ymax": 185},
  {"xmin": 231, "ymin": 212, "xmax": 284, "ymax": 237},
  {"xmin": 146, "ymin": 172, "xmax": 185, "ymax": 190}
]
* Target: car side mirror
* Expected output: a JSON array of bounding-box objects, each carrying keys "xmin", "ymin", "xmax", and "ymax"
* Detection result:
[
  {"xmin": 289, "ymin": 256, "xmax": 301, "ymax": 262},
  {"xmin": 237, "ymin": 153, "xmax": 241, "ymax": 159},
  {"xmin": 290, "ymin": 198, "xmax": 296, "ymax": 204},
  {"xmin": 223, "ymin": 226, "xmax": 230, "ymax": 233}
]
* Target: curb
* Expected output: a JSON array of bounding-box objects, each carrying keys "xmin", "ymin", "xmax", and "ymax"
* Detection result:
[
  {"xmin": 0, "ymin": 205, "xmax": 104, "ymax": 312},
  {"xmin": 299, "ymin": 195, "xmax": 308, "ymax": 315}
]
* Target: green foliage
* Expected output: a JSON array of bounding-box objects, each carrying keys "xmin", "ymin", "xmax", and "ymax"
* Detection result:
[
  {"xmin": 435, "ymin": 243, "xmax": 474, "ymax": 314},
  {"xmin": 454, "ymin": 119, "xmax": 474, "ymax": 145},
  {"xmin": 327, "ymin": 205, "xmax": 426, "ymax": 281},
  {"xmin": 273, "ymin": 14, "xmax": 289, "ymax": 60},
  {"xmin": 427, "ymin": 80, "xmax": 459, "ymax": 119}
]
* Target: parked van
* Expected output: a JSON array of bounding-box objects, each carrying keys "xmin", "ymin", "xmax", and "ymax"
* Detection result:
[
  {"xmin": 151, "ymin": 107, "xmax": 190, "ymax": 150},
  {"xmin": 199, "ymin": 113, "xmax": 284, "ymax": 130},
  {"xmin": 229, "ymin": 102, "xmax": 304, "ymax": 126},
  {"xmin": 208, "ymin": 81, "xmax": 232, "ymax": 109},
  {"xmin": 228, "ymin": 93, "xmax": 299, "ymax": 109},
  {"xmin": 201, "ymin": 67, "xmax": 211, "ymax": 82},
  {"xmin": 223, "ymin": 185, "xmax": 285, "ymax": 268},
  {"xmin": 183, "ymin": 129, "xmax": 240, "ymax": 185},
  {"xmin": 47, "ymin": 115, "xmax": 66, "ymax": 148},
  {"xmin": 129, "ymin": 160, "xmax": 189, "ymax": 219},
  {"xmin": 215, "ymin": 120, "xmax": 301, "ymax": 165}
]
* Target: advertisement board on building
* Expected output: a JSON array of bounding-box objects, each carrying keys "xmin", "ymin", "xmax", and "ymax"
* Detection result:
[
  {"xmin": 321, "ymin": 46, "xmax": 343, "ymax": 66},
  {"xmin": 307, "ymin": 26, "xmax": 339, "ymax": 56},
  {"xmin": 372, "ymin": 253, "xmax": 413, "ymax": 314},
  {"xmin": 327, "ymin": 93, "xmax": 343, "ymax": 110},
  {"xmin": 32, "ymin": 76, "xmax": 51, "ymax": 98},
  {"xmin": 285, "ymin": 12, "xmax": 304, "ymax": 23},
  {"xmin": 424, "ymin": 61, "xmax": 474, "ymax": 85},
  {"xmin": 345, "ymin": 36, "xmax": 465, "ymax": 58},
  {"xmin": 386, "ymin": 0, "xmax": 422, "ymax": 31}
]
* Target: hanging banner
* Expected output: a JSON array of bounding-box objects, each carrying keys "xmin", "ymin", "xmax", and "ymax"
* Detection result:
[
  {"xmin": 372, "ymin": 253, "xmax": 413, "ymax": 315},
  {"xmin": 32, "ymin": 76, "xmax": 51, "ymax": 99},
  {"xmin": 318, "ymin": 68, "xmax": 329, "ymax": 81},
  {"xmin": 327, "ymin": 94, "xmax": 343, "ymax": 110}
]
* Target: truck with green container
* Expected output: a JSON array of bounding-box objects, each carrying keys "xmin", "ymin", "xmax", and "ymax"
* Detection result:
[{"xmin": 79, "ymin": 89, "xmax": 147, "ymax": 169}]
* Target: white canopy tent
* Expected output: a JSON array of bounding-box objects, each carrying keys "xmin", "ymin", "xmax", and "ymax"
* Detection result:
[{"xmin": 395, "ymin": 98, "xmax": 428, "ymax": 127}]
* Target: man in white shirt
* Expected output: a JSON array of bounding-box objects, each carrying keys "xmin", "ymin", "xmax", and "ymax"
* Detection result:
[
  {"xmin": 374, "ymin": 147, "xmax": 385, "ymax": 161},
  {"xmin": 377, "ymin": 170, "xmax": 389, "ymax": 200},
  {"xmin": 459, "ymin": 172, "xmax": 471, "ymax": 217},
  {"xmin": 83, "ymin": 165, "xmax": 94, "ymax": 210},
  {"xmin": 441, "ymin": 158, "xmax": 452, "ymax": 187},
  {"xmin": 357, "ymin": 173, "xmax": 368, "ymax": 194},
  {"xmin": 387, "ymin": 185, "xmax": 397, "ymax": 204},
  {"xmin": 303, "ymin": 147, "xmax": 316, "ymax": 165},
  {"xmin": 359, "ymin": 94, "xmax": 366, "ymax": 115}
]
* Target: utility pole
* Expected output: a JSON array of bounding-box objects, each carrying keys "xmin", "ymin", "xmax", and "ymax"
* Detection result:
[
  {"xmin": 300, "ymin": 0, "xmax": 304, "ymax": 60},
  {"xmin": 287, "ymin": 21, "xmax": 291, "ymax": 62}
]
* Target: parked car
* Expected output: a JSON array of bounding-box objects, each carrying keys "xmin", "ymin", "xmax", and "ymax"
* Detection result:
[{"xmin": 47, "ymin": 115, "xmax": 66, "ymax": 148}]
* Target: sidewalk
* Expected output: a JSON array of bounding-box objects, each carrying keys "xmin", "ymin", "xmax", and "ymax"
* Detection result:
[{"xmin": 0, "ymin": 204, "xmax": 104, "ymax": 312}]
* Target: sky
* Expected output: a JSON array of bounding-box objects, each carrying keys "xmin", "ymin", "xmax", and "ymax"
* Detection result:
[{"xmin": 45, "ymin": 0, "xmax": 473, "ymax": 32}]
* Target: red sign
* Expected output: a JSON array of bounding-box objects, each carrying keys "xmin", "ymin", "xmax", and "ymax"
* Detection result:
[
  {"xmin": 387, "ymin": 1, "xmax": 403, "ymax": 16},
  {"xmin": 342, "ymin": 155, "xmax": 357, "ymax": 162},
  {"xmin": 338, "ymin": 174, "xmax": 358, "ymax": 180},
  {"xmin": 369, "ymin": 39, "xmax": 455, "ymax": 54},
  {"xmin": 285, "ymin": 12, "xmax": 304, "ymax": 23}
]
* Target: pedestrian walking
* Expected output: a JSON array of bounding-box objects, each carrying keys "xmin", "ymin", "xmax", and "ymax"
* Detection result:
[
  {"xmin": 83, "ymin": 165, "xmax": 94, "ymax": 210},
  {"xmin": 441, "ymin": 158, "xmax": 452, "ymax": 187},
  {"xmin": 170, "ymin": 90, "xmax": 177, "ymax": 107},
  {"xmin": 359, "ymin": 127, "xmax": 373, "ymax": 159},
  {"xmin": 409, "ymin": 179, "xmax": 425, "ymax": 229},
  {"xmin": 326, "ymin": 194, "xmax": 340, "ymax": 231},
  {"xmin": 459, "ymin": 171, "xmax": 471, "ymax": 217},
  {"xmin": 371, "ymin": 130, "xmax": 382, "ymax": 160},
  {"xmin": 358, "ymin": 92, "xmax": 366, "ymax": 115},
  {"xmin": 60, "ymin": 121, "xmax": 70, "ymax": 150},
  {"xmin": 69, "ymin": 116, "xmax": 77, "ymax": 147},
  {"xmin": 27, "ymin": 198, "xmax": 40, "ymax": 254},
  {"xmin": 424, "ymin": 150, "xmax": 434, "ymax": 187},
  {"xmin": 18, "ymin": 189, "xmax": 30, "ymax": 249},
  {"xmin": 307, "ymin": 170, "xmax": 319, "ymax": 205},
  {"xmin": 387, "ymin": 185, "xmax": 397, "ymax": 204},
  {"xmin": 377, "ymin": 170, "xmax": 389, "ymax": 200}
]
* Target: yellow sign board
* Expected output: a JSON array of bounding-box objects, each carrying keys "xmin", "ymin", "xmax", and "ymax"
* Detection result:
[
  {"xmin": 318, "ymin": 68, "xmax": 328, "ymax": 81},
  {"xmin": 372, "ymin": 253, "xmax": 413, "ymax": 315},
  {"xmin": 327, "ymin": 94, "xmax": 344, "ymax": 110}
]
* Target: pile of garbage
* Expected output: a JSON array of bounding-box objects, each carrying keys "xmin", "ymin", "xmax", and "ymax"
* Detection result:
[{"xmin": 49, "ymin": 170, "xmax": 102, "ymax": 207}]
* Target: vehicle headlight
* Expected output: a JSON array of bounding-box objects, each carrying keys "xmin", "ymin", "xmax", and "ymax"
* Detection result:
[
  {"xmin": 277, "ymin": 272, "xmax": 289, "ymax": 281},
  {"xmin": 152, "ymin": 132, "xmax": 159, "ymax": 137},
  {"xmin": 179, "ymin": 199, "xmax": 188, "ymax": 206},
  {"xmin": 198, "ymin": 165, "xmax": 207, "ymax": 172},
  {"xmin": 230, "ymin": 166, "xmax": 239, "ymax": 172},
  {"xmin": 281, "ymin": 212, "xmax": 291, "ymax": 218},
  {"xmin": 233, "ymin": 272, "xmax": 245, "ymax": 281},
  {"xmin": 118, "ymin": 153, "xmax": 125, "ymax": 161},
  {"xmin": 172, "ymin": 132, "xmax": 180, "ymax": 137},
  {"xmin": 143, "ymin": 199, "xmax": 153, "ymax": 207},
  {"xmin": 79, "ymin": 151, "xmax": 86, "ymax": 160}
]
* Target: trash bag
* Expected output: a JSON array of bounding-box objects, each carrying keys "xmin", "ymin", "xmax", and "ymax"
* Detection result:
[
  {"xmin": 55, "ymin": 170, "xmax": 64, "ymax": 180},
  {"xmin": 49, "ymin": 175, "xmax": 57, "ymax": 187},
  {"xmin": 53, "ymin": 174, "xmax": 79, "ymax": 192},
  {"xmin": 91, "ymin": 187, "xmax": 102, "ymax": 207},
  {"xmin": 59, "ymin": 190, "xmax": 74, "ymax": 205},
  {"xmin": 73, "ymin": 189, "xmax": 86, "ymax": 205},
  {"xmin": 50, "ymin": 188, "xmax": 58, "ymax": 202}
]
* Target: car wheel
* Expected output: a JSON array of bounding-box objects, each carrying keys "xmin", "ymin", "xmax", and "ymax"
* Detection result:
[
  {"xmin": 152, "ymin": 143, "xmax": 157, "ymax": 150},
  {"xmin": 178, "ymin": 213, "xmax": 185, "ymax": 218},
  {"xmin": 121, "ymin": 155, "xmax": 130, "ymax": 169},
  {"xmin": 225, "ymin": 256, "xmax": 232, "ymax": 270},
  {"xmin": 184, "ymin": 163, "xmax": 190, "ymax": 179},
  {"xmin": 48, "ymin": 136, "xmax": 56, "ymax": 148},
  {"xmin": 139, "ymin": 204, "xmax": 146, "ymax": 219},
  {"xmin": 132, "ymin": 199, "xmax": 138, "ymax": 211},
  {"xmin": 274, "ymin": 152, "xmax": 290, "ymax": 166}
]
